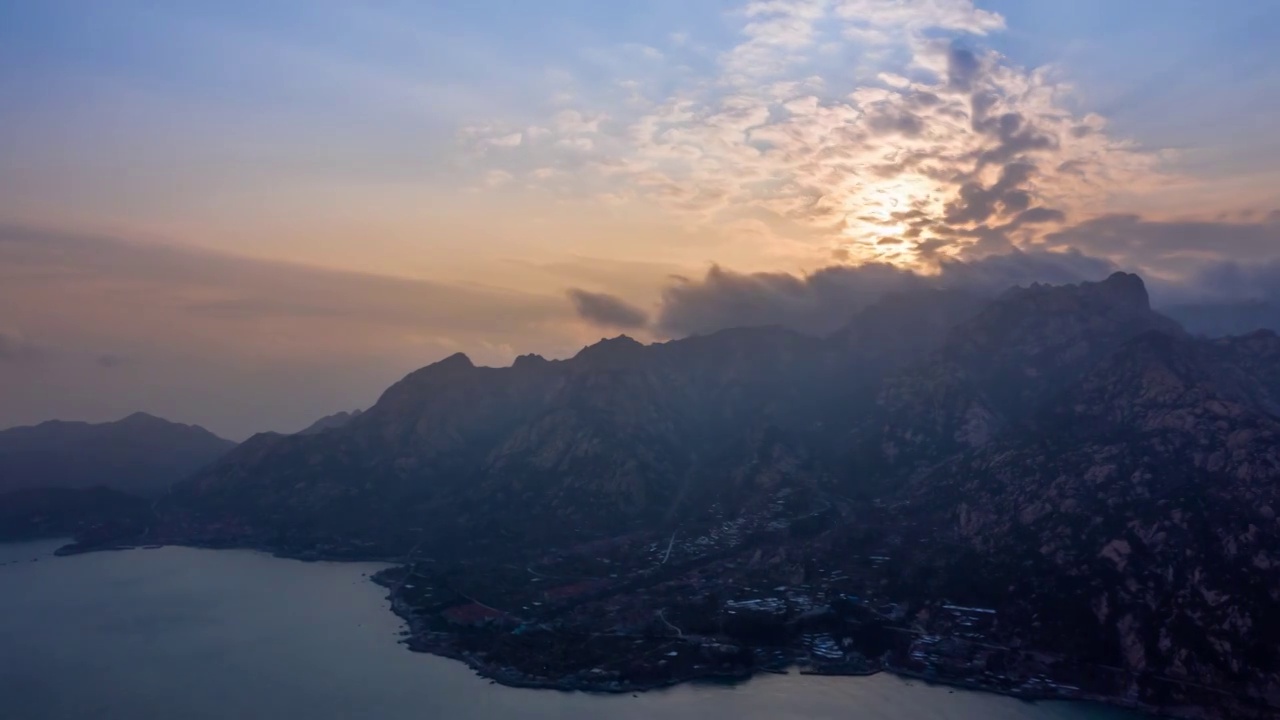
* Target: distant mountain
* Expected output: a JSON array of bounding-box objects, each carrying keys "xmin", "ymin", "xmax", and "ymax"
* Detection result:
[
  {"xmin": 58, "ymin": 273, "xmax": 1280, "ymax": 717},
  {"xmin": 296, "ymin": 409, "xmax": 363, "ymax": 435},
  {"xmin": 1163, "ymin": 300, "xmax": 1280, "ymax": 338},
  {"xmin": 0, "ymin": 412, "xmax": 236, "ymax": 497}
]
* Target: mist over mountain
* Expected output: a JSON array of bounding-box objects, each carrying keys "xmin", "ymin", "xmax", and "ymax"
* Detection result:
[{"xmin": 1163, "ymin": 301, "xmax": 1280, "ymax": 338}]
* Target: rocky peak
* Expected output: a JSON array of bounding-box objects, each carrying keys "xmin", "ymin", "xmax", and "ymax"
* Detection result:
[
  {"xmin": 434, "ymin": 351, "xmax": 476, "ymax": 371},
  {"xmin": 105, "ymin": 411, "xmax": 224, "ymax": 440},
  {"xmin": 994, "ymin": 271, "xmax": 1153, "ymax": 320},
  {"xmin": 395, "ymin": 352, "xmax": 476, "ymax": 383},
  {"xmin": 511, "ymin": 353, "xmax": 549, "ymax": 370},
  {"xmin": 869, "ymin": 275, "xmax": 1184, "ymax": 469},
  {"xmin": 116, "ymin": 411, "xmax": 169, "ymax": 427},
  {"xmin": 369, "ymin": 351, "xmax": 483, "ymax": 415},
  {"xmin": 951, "ymin": 271, "xmax": 1180, "ymax": 361},
  {"xmin": 1094, "ymin": 271, "xmax": 1151, "ymax": 311},
  {"xmin": 572, "ymin": 335, "xmax": 646, "ymax": 368}
]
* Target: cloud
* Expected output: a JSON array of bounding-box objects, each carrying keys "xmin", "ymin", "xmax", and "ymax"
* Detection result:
[
  {"xmin": 933, "ymin": 247, "xmax": 1116, "ymax": 289},
  {"xmin": 834, "ymin": 0, "xmax": 1005, "ymax": 36},
  {"xmin": 650, "ymin": 229, "xmax": 1280, "ymax": 338},
  {"xmin": 1014, "ymin": 207, "xmax": 1065, "ymax": 225},
  {"xmin": 944, "ymin": 162, "xmax": 1036, "ymax": 224},
  {"xmin": 655, "ymin": 249, "xmax": 1117, "ymax": 336},
  {"xmin": 0, "ymin": 224, "xmax": 569, "ymax": 341},
  {"xmin": 483, "ymin": 169, "xmax": 515, "ymax": 187},
  {"xmin": 657, "ymin": 261, "xmax": 919, "ymax": 336},
  {"xmin": 460, "ymin": 0, "xmax": 1166, "ymax": 268},
  {"xmin": 1042, "ymin": 213, "xmax": 1280, "ymax": 274},
  {"xmin": 722, "ymin": 0, "xmax": 830, "ymax": 82},
  {"xmin": 487, "ymin": 132, "xmax": 523, "ymax": 148},
  {"xmin": 566, "ymin": 289, "xmax": 651, "ymax": 329},
  {"xmin": 1151, "ymin": 256, "xmax": 1280, "ymax": 306}
]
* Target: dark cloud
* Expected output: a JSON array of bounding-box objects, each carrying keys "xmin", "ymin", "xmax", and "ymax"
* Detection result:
[
  {"xmin": 96, "ymin": 354, "xmax": 125, "ymax": 369},
  {"xmin": 655, "ymin": 250, "xmax": 1117, "ymax": 337},
  {"xmin": 906, "ymin": 91, "xmax": 941, "ymax": 108},
  {"xmin": 566, "ymin": 289, "xmax": 650, "ymax": 329},
  {"xmin": 976, "ymin": 112, "xmax": 1056, "ymax": 167},
  {"xmin": 951, "ymin": 55, "xmax": 1057, "ymax": 171},
  {"xmin": 1043, "ymin": 214, "xmax": 1280, "ymax": 272},
  {"xmin": 1156, "ymin": 260, "xmax": 1280, "ymax": 336},
  {"xmin": 1014, "ymin": 207, "xmax": 1066, "ymax": 225},
  {"xmin": 657, "ymin": 263, "xmax": 920, "ymax": 336},
  {"xmin": 865, "ymin": 105, "xmax": 926, "ymax": 137},
  {"xmin": 947, "ymin": 46, "xmax": 982, "ymax": 91},
  {"xmin": 970, "ymin": 91, "xmax": 998, "ymax": 130},
  {"xmin": 935, "ymin": 248, "xmax": 1116, "ymax": 290},
  {"xmin": 1160, "ymin": 258, "xmax": 1280, "ymax": 305},
  {"xmin": 945, "ymin": 162, "xmax": 1037, "ymax": 224}
]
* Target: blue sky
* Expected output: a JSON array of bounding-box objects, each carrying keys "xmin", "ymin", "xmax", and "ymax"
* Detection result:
[
  {"xmin": 4, "ymin": 1, "xmax": 1277, "ymax": 141},
  {"xmin": 3, "ymin": 0, "xmax": 1278, "ymax": 220},
  {"xmin": 2, "ymin": 0, "xmax": 1280, "ymax": 436},
  {"xmin": 4, "ymin": 1, "xmax": 1278, "ymax": 178}
]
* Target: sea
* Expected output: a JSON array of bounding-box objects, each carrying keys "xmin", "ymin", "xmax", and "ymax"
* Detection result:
[{"xmin": 0, "ymin": 539, "xmax": 1141, "ymax": 720}]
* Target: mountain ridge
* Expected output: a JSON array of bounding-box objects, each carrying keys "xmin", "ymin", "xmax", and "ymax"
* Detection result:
[{"xmin": 26, "ymin": 272, "xmax": 1280, "ymax": 718}]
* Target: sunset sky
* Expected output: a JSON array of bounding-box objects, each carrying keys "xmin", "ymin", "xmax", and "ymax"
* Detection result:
[{"xmin": 3, "ymin": 0, "xmax": 1280, "ymax": 438}]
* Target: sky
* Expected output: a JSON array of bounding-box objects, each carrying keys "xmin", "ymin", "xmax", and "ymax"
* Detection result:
[{"xmin": 2, "ymin": 0, "xmax": 1280, "ymax": 439}]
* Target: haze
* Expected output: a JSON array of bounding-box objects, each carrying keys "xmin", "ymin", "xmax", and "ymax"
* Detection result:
[{"xmin": 2, "ymin": 0, "xmax": 1279, "ymax": 439}]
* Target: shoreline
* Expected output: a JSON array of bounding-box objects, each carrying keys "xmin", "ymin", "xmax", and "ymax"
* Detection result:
[
  {"xmin": 39, "ymin": 538, "xmax": 1211, "ymax": 718},
  {"xmin": 363, "ymin": 564, "xmax": 1171, "ymax": 717}
]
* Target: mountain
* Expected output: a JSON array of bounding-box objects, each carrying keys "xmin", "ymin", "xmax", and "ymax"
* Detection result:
[
  {"xmin": 860, "ymin": 272, "xmax": 1185, "ymax": 475},
  {"xmin": 157, "ymin": 273, "xmax": 1221, "ymax": 557},
  {"xmin": 61, "ymin": 273, "xmax": 1280, "ymax": 717},
  {"xmin": 296, "ymin": 409, "xmax": 363, "ymax": 435},
  {"xmin": 886, "ymin": 328, "xmax": 1280, "ymax": 709},
  {"xmin": 164, "ymin": 329, "xmax": 839, "ymax": 554},
  {"xmin": 164, "ymin": 287, "xmax": 997, "ymax": 554},
  {"xmin": 0, "ymin": 412, "xmax": 236, "ymax": 497}
]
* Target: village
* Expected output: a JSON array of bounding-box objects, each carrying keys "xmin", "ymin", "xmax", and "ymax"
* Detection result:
[{"xmin": 373, "ymin": 486, "xmax": 1138, "ymax": 703}]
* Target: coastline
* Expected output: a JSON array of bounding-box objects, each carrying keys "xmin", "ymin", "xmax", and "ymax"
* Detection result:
[
  {"xmin": 363, "ymin": 564, "xmax": 1172, "ymax": 717},
  {"xmin": 38, "ymin": 538, "xmax": 1213, "ymax": 719}
]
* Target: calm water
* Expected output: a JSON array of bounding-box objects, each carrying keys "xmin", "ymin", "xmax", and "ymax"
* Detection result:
[{"xmin": 0, "ymin": 540, "xmax": 1139, "ymax": 720}]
